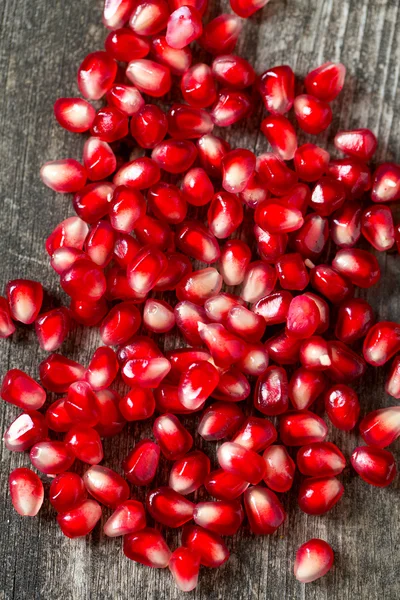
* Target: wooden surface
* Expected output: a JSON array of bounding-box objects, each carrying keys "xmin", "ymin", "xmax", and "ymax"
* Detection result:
[{"xmin": 0, "ymin": 0, "xmax": 399, "ymax": 598}]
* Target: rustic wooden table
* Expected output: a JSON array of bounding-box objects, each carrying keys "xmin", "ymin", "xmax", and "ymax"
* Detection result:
[{"xmin": 0, "ymin": 0, "xmax": 399, "ymax": 598}]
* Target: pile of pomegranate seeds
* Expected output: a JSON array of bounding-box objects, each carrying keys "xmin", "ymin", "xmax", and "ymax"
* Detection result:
[{"xmin": 2, "ymin": 0, "xmax": 400, "ymax": 591}]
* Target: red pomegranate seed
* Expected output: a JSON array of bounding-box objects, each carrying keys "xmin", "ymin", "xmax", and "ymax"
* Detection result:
[
  {"xmin": 154, "ymin": 385, "xmax": 194, "ymax": 414},
  {"xmin": 225, "ymin": 305, "xmax": 266, "ymax": 342},
  {"xmin": 54, "ymin": 97, "xmax": 96, "ymax": 133},
  {"xmin": 254, "ymin": 366, "xmax": 288, "ymax": 416},
  {"xmin": 119, "ymin": 387, "xmax": 155, "ymax": 421},
  {"xmin": 371, "ymin": 162, "xmax": 400, "ymax": 203},
  {"xmin": 275, "ymin": 253, "xmax": 309, "ymax": 291},
  {"xmin": 166, "ymin": 6, "xmax": 203, "ymax": 49},
  {"xmin": 210, "ymin": 89, "xmax": 252, "ymax": 127},
  {"xmin": 77, "ymin": 51, "xmax": 117, "ymax": 100},
  {"xmin": 100, "ymin": 302, "xmax": 141, "ymax": 346},
  {"xmin": 205, "ymin": 469, "xmax": 249, "ymax": 500},
  {"xmin": 261, "ymin": 115, "xmax": 297, "ymax": 161},
  {"xmin": 83, "ymin": 465, "xmax": 130, "ymax": 508},
  {"xmin": 118, "ymin": 336, "xmax": 163, "ymax": 363},
  {"xmin": 129, "ymin": 0, "xmax": 169, "ymax": 36},
  {"xmin": 85, "ymin": 347, "xmax": 119, "ymax": 391},
  {"xmin": 310, "ymin": 264, "xmax": 353, "ymax": 304},
  {"xmin": 152, "ymin": 139, "xmax": 197, "ymax": 173},
  {"xmin": 127, "ymin": 245, "xmax": 167, "ymax": 295},
  {"xmin": 265, "ymin": 330, "xmax": 302, "ymax": 365},
  {"xmin": 197, "ymin": 135, "xmax": 230, "ymax": 178},
  {"xmin": 199, "ymin": 14, "xmax": 242, "ymax": 55},
  {"xmin": 130, "ymin": 104, "xmax": 168, "ymax": 149},
  {"xmin": 330, "ymin": 200, "xmax": 362, "ymax": 248},
  {"xmin": 289, "ymin": 368, "xmax": 327, "ymax": 411},
  {"xmin": 169, "ymin": 547, "xmax": 200, "ymax": 592},
  {"xmin": 154, "ymin": 252, "xmax": 192, "ymax": 291},
  {"xmin": 334, "ymin": 128, "xmax": 377, "ymax": 161},
  {"xmin": 103, "ymin": 0, "xmax": 135, "ymax": 29},
  {"xmin": 361, "ymin": 204, "xmax": 395, "ymax": 251},
  {"xmin": 178, "ymin": 361, "xmax": 220, "ymax": 411},
  {"xmin": 0, "ymin": 296, "xmax": 16, "ymax": 338},
  {"xmin": 181, "ymin": 64, "xmax": 217, "ymax": 112},
  {"xmin": 35, "ymin": 307, "xmax": 71, "ymax": 352},
  {"xmin": 177, "ymin": 268, "xmax": 223, "ymax": 306},
  {"xmin": 104, "ymin": 500, "xmax": 146, "ymax": 537},
  {"xmin": 363, "ymin": 321, "xmax": 400, "ymax": 366},
  {"xmin": 335, "ymin": 298, "xmax": 374, "ymax": 344},
  {"xmin": 83, "ymin": 137, "xmax": 116, "ymax": 181},
  {"xmin": 1, "ymin": 369, "xmax": 46, "ymax": 410},
  {"xmin": 212, "ymin": 54, "xmax": 255, "ymax": 89},
  {"xmin": 219, "ymin": 240, "xmax": 251, "ymax": 287},
  {"xmin": 359, "ymin": 406, "xmax": 400, "ymax": 448},
  {"xmin": 217, "ymin": 442, "xmax": 266, "ymax": 485},
  {"xmin": 123, "ymin": 527, "xmax": 171, "ymax": 567},
  {"xmin": 255, "ymin": 202, "xmax": 303, "ymax": 234},
  {"xmin": 257, "ymin": 65, "xmax": 294, "ymax": 115},
  {"xmin": 64, "ymin": 425, "xmax": 104, "ymax": 465},
  {"xmin": 126, "ymin": 59, "xmax": 171, "ymax": 97},
  {"xmin": 46, "ymin": 216, "xmax": 89, "ymax": 255},
  {"xmin": 41, "ymin": 159, "xmax": 87, "ymax": 193},
  {"xmin": 240, "ymin": 172, "xmax": 270, "ymax": 209},
  {"xmin": 51, "ymin": 246, "xmax": 88, "ymax": 278},
  {"xmin": 254, "ymin": 223, "xmax": 288, "ymax": 263},
  {"xmin": 351, "ymin": 446, "xmax": 396, "ymax": 487},
  {"xmin": 294, "ymin": 143, "xmax": 330, "ymax": 182},
  {"xmin": 123, "ymin": 439, "xmax": 160, "ymax": 485},
  {"xmin": 9, "ymin": 468, "xmax": 44, "ymax": 517},
  {"xmin": 147, "ymin": 486, "xmax": 195, "ymax": 527},
  {"xmin": 205, "ymin": 293, "xmax": 241, "ymax": 326},
  {"xmin": 168, "ymin": 104, "xmax": 213, "ymax": 140},
  {"xmin": 252, "ymin": 291, "xmax": 292, "ymax": 325},
  {"xmin": 214, "ymin": 368, "xmax": 250, "ymax": 402},
  {"xmin": 121, "ymin": 356, "xmax": 171, "ymax": 388},
  {"xmin": 176, "ymin": 220, "xmax": 220, "ymax": 263},
  {"xmin": 232, "ymin": 417, "xmax": 277, "ymax": 452},
  {"xmin": 299, "ymin": 336, "xmax": 331, "ymax": 370},
  {"xmin": 57, "ymin": 499, "xmax": 102, "ymax": 538},
  {"xmin": 61, "ymin": 259, "xmax": 106, "ymax": 302},
  {"xmin": 4, "ymin": 411, "xmax": 48, "ymax": 452},
  {"xmin": 94, "ymin": 389, "xmax": 126, "ymax": 437},
  {"xmin": 182, "ymin": 524, "xmax": 229, "ymax": 567},
  {"xmin": 221, "ymin": 149, "xmax": 255, "ymax": 194},
  {"xmin": 148, "ymin": 183, "xmax": 187, "ymax": 224},
  {"xmin": 327, "ymin": 340, "xmax": 366, "ymax": 383},
  {"xmin": 262, "ymin": 444, "xmax": 295, "ymax": 493},
  {"xmin": 169, "ymin": 451, "xmax": 210, "ymax": 495},
  {"xmin": 303, "ymin": 292, "xmax": 330, "ymax": 334},
  {"xmin": 240, "ymin": 261, "xmax": 277, "ymax": 303},
  {"xmin": 198, "ymin": 401, "xmax": 244, "ymax": 441},
  {"xmin": 151, "ymin": 36, "xmax": 192, "ymax": 75},
  {"xmin": 305, "ymin": 61, "xmax": 346, "ymax": 101},
  {"xmin": 309, "ymin": 176, "xmax": 346, "ymax": 216},
  {"xmin": 168, "ymin": 0, "xmax": 208, "ymax": 14},
  {"xmin": 328, "ymin": 158, "xmax": 371, "ymax": 200},
  {"xmin": 6, "ymin": 279, "xmax": 43, "ymax": 325},
  {"xmin": 105, "ymin": 27, "xmax": 150, "ymax": 61},
  {"xmin": 194, "ymin": 499, "xmax": 244, "ymax": 536},
  {"xmin": 85, "ymin": 221, "xmax": 115, "ymax": 268},
  {"xmin": 153, "ymin": 414, "xmax": 193, "ymax": 460},
  {"xmin": 174, "ymin": 301, "xmax": 209, "ymax": 345},
  {"xmin": 297, "ymin": 442, "xmax": 346, "ymax": 477},
  {"xmin": 142, "ymin": 299, "xmax": 175, "ymax": 334},
  {"xmin": 244, "ymin": 486, "xmax": 286, "ymax": 535},
  {"xmin": 49, "ymin": 472, "xmax": 87, "ymax": 512},
  {"xmin": 298, "ymin": 476, "xmax": 344, "ymax": 515},
  {"xmin": 294, "ymin": 539, "xmax": 334, "ymax": 583},
  {"xmin": 280, "ymin": 411, "xmax": 328, "ymax": 446},
  {"xmin": 230, "ymin": 0, "xmax": 269, "ymax": 17},
  {"xmin": 294, "ymin": 95, "xmax": 332, "ymax": 135},
  {"xmin": 332, "ymin": 248, "xmax": 380, "ymax": 288},
  {"xmin": 114, "ymin": 158, "xmax": 161, "ymax": 191},
  {"xmin": 197, "ymin": 321, "xmax": 246, "ymax": 368},
  {"xmin": 65, "ymin": 381, "xmax": 99, "ymax": 427},
  {"xmin": 45, "ymin": 398, "xmax": 74, "ymax": 432},
  {"xmin": 30, "ymin": 441, "xmax": 75, "ymax": 475},
  {"xmin": 110, "ymin": 188, "xmax": 146, "ymax": 233},
  {"xmin": 286, "ymin": 295, "xmax": 320, "ymax": 339},
  {"xmin": 70, "ymin": 297, "xmax": 108, "ymax": 326},
  {"xmin": 386, "ymin": 356, "xmax": 400, "ymax": 399},
  {"xmin": 166, "ymin": 348, "xmax": 212, "ymax": 382}
]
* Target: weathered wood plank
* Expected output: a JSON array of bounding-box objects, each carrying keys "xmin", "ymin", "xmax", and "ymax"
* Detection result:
[{"xmin": 0, "ymin": 1, "xmax": 399, "ymax": 599}]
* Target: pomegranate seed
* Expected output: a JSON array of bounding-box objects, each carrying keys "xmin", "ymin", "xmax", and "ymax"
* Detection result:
[
  {"xmin": 310, "ymin": 264, "xmax": 353, "ymax": 304},
  {"xmin": 177, "ymin": 268, "xmax": 223, "ymax": 306},
  {"xmin": 294, "ymin": 539, "xmax": 334, "ymax": 583},
  {"xmin": 169, "ymin": 547, "xmax": 200, "ymax": 592},
  {"xmin": 1, "ymin": 369, "xmax": 46, "ymax": 410},
  {"xmin": 70, "ymin": 297, "xmax": 108, "ymax": 327},
  {"xmin": 258, "ymin": 65, "xmax": 294, "ymax": 115},
  {"xmin": 119, "ymin": 387, "xmax": 155, "ymax": 421},
  {"xmin": 214, "ymin": 367, "xmax": 250, "ymax": 402},
  {"xmin": 65, "ymin": 381, "xmax": 99, "ymax": 427},
  {"xmin": 169, "ymin": 451, "xmax": 210, "ymax": 495},
  {"xmin": 275, "ymin": 253, "xmax": 309, "ymax": 291},
  {"xmin": 61, "ymin": 259, "xmax": 106, "ymax": 302},
  {"xmin": 110, "ymin": 188, "xmax": 146, "ymax": 233},
  {"xmin": 217, "ymin": 442, "xmax": 266, "ymax": 484},
  {"xmin": 91, "ymin": 106, "xmax": 129, "ymax": 142},
  {"xmin": 197, "ymin": 135, "xmax": 230, "ymax": 178},
  {"xmin": 244, "ymin": 486, "xmax": 286, "ymax": 535},
  {"xmin": 253, "ymin": 291, "xmax": 292, "ymax": 325},
  {"xmin": 207, "ymin": 191, "xmax": 243, "ymax": 238},
  {"xmin": 210, "ymin": 89, "xmax": 252, "ymax": 127},
  {"xmin": 94, "ymin": 389, "xmax": 126, "ymax": 437},
  {"xmin": 118, "ymin": 336, "xmax": 163, "ymax": 363},
  {"xmin": 303, "ymin": 292, "xmax": 330, "ymax": 334},
  {"xmin": 85, "ymin": 221, "xmax": 115, "ymax": 268},
  {"xmin": 142, "ymin": 299, "xmax": 175, "ymax": 334},
  {"xmin": 294, "ymin": 95, "xmax": 332, "ymax": 135},
  {"xmin": 240, "ymin": 172, "xmax": 269, "ymax": 209},
  {"xmin": 328, "ymin": 158, "xmax": 371, "ymax": 200},
  {"xmin": 289, "ymin": 368, "xmax": 327, "ymax": 411},
  {"xmin": 152, "ymin": 139, "xmax": 198, "ymax": 174},
  {"xmin": 371, "ymin": 162, "xmax": 400, "ymax": 203},
  {"xmin": 176, "ymin": 220, "xmax": 220, "ymax": 263},
  {"xmin": 385, "ymin": 356, "xmax": 400, "ymax": 399},
  {"xmin": 35, "ymin": 307, "xmax": 70, "ymax": 352},
  {"xmin": 286, "ymin": 295, "xmax": 320, "ymax": 339},
  {"xmin": 148, "ymin": 183, "xmax": 187, "ymax": 224},
  {"xmin": 327, "ymin": 340, "xmax": 366, "ymax": 383},
  {"xmin": 262, "ymin": 445, "xmax": 295, "ymax": 492},
  {"xmin": 123, "ymin": 528, "xmax": 171, "ymax": 567},
  {"xmin": 298, "ymin": 476, "xmax": 344, "ymax": 515},
  {"xmin": 254, "ymin": 366, "xmax": 289, "ymax": 416},
  {"xmin": 232, "ymin": 417, "xmax": 277, "ymax": 452},
  {"xmin": 351, "ymin": 446, "xmax": 397, "ymax": 488},
  {"xmin": 121, "ymin": 356, "xmax": 171, "ymax": 388},
  {"xmin": 123, "ymin": 439, "xmax": 160, "ymax": 485},
  {"xmin": 6, "ymin": 279, "xmax": 43, "ymax": 324},
  {"xmin": 46, "ymin": 216, "xmax": 89, "ymax": 255},
  {"xmin": 330, "ymin": 200, "xmax": 362, "ymax": 248},
  {"xmin": 240, "ymin": 261, "xmax": 277, "ymax": 304},
  {"xmin": 194, "ymin": 499, "xmax": 244, "ymax": 536},
  {"xmin": 198, "ymin": 321, "xmax": 246, "ymax": 368},
  {"xmin": 205, "ymin": 469, "xmax": 249, "ymax": 500},
  {"xmin": 225, "ymin": 305, "xmax": 265, "ymax": 343},
  {"xmin": 335, "ymin": 298, "xmax": 374, "ymax": 344},
  {"xmin": 45, "ymin": 398, "xmax": 74, "ymax": 432},
  {"xmin": 219, "ymin": 240, "xmax": 251, "ymax": 286},
  {"xmin": 30, "ymin": 441, "xmax": 75, "ymax": 475},
  {"xmin": 256, "ymin": 202, "xmax": 303, "ymax": 234},
  {"xmin": 294, "ymin": 143, "xmax": 330, "ymax": 182},
  {"xmin": 261, "ymin": 115, "xmax": 298, "ymax": 161},
  {"xmin": 54, "ymin": 98, "xmax": 96, "ymax": 133},
  {"xmin": 359, "ymin": 406, "xmax": 400, "ymax": 448},
  {"xmin": 230, "ymin": 0, "xmax": 269, "ymax": 17},
  {"xmin": 83, "ymin": 465, "xmax": 129, "ymax": 508},
  {"xmin": 280, "ymin": 411, "xmax": 328, "ymax": 446},
  {"xmin": 168, "ymin": 0, "xmax": 208, "ymax": 15},
  {"xmin": 49, "ymin": 473, "xmax": 87, "ymax": 512},
  {"xmin": 204, "ymin": 292, "xmax": 242, "ymax": 323},
  {"xmin": 168, "ymin": 104, "xmax": 213, "ymax": 140},
  {"xmin": 363, "ymin": 321, "xmax": 400, "ymax": 366},
  {"xmin": 127, "ymin": 245, "xmax": 167, "ymax": 295},
  {"xmin": 77, "ymin": 51, "xmax": 117, "ymax": 100},
  {"xmin": 175, "ymin": 301, "xmax": 209, "ymax": 345},
  {"xmin": 178, "ymin": 361, "xmax": 220, "ymax": 411},
  {"xmin": 198, "ymin": 402, "xmax": 244, "ymax": 441},
  {"xmin": 182, "ymin": 524, "xmax": 229, "ymax": 567},
  {"xmin": 332, "ymin": 248, "xmax": 380, "ymax": 288},
  {"xmin": 221, "ymin": 149, "xmax": 256, "ymax": 194},
  {"xmin": 199, "ymin": 14, "xmax": 242, "ymax": 55},
  {"xmin": 129, "ymin": 0, "xmax": 169, "ymax": 36},
  {"xmin": 0, "ymin": 296, "xmax": 16, "ymax": 338},
  {"xmin": 105, "ymin": 27, "xmax": 150, "ymax": 61},
  {"xmin": 153, "ymin": 414, "xmax": 193, "ymax": 460},
  {"xmin": 255, "ymin": 225, "xmax": 288, "ymax": 262},
  {"xmin": 126, "ymin": 59, "xmax": 171, "ymax": 97},
  {"xmin": 334, "ymin": 129, "xmax": 377, "ymax": 161},
  {"xmin": 64, "ymin": 425, "xmax": 104, "ymax": 465},
  {"xmin": 166, "ymin": 348, "xmax": 212, "ymax": 382},
  {"xmin": 155, "ymin": 384, "xmax": 194, "ymax": 414},
  {"xmin": 147, "ymin": 486, "xmax": 195, "ymax": 527},
  {"xmin": 299, "ymin": 336, "xmax": 331, "ymax": 370},
  {"xmin": 100, "ymin": 302, "xmax": 141, "ymax": 346},
  {"xmin": 57, "ymin": 499, "xmax": 102, "ymax": 538},
  {"xmin": 151, "ymin": 36, "xmax": 192, "ymax": 75},
  {"xmin": 86, "ymin": 347, "xmax": 119, "ymax": 391},
  {"xmin": 9, "ymin": 468, "xmax": 44, "ymax": 517},
  {"xmin": 103, "ymin": 0, "xmax": 135, "ymax": 29},
  {"xmin": 114, "ymin": 160, "xmax": 161, "ymax": 193},
  {"xmin": 154, "ymin": 252, "xmax": 192, "ymax": 291},
  {"xmin": 4, "ymin": 411, "xmax": 48, "ymax": 452},
  {"xmin": 265, "ymin": 330, "xmax": 302, "ymax": 365},
  {"xmin": 297, "ymin": 442, "xmax": 346, "ymax": 477},
  {"xmin": 304, "ymin": 61, "xmax": 346, "ymax": 101},
  {"xmin": 361, "ymin": 204, "xmax": 395, "ymax": 251},
  {"xmin": 181, "ymin": 64, "xmax": 217, "ymax": 109},
  {"xmin": 309, "ymin": 176, "xmax": 346, "ymax": 216},
  {"xmin": 104, "ymin": 500, "xmax": 146, "ymax": 537},
  {"xmin": 83, "ymin": 138, "xmax": 116, "ymax": 181},
  {"xmin": 213, "ymin": 55, "xmax": 255, "ymax": 90},
  {"xmin": 130, "ymin": 104, "xmax": 168, "ymax": 149},
  {"xmin": 166, "ymin": 6, "xmax": 203, "ymax": 49}
]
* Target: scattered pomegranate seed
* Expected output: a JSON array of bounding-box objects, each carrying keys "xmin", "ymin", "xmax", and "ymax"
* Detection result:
[
  {"xmin": 297, "ymin": 442, "xmax": 346, "ymax": 477},
  {"xmin": 169, "ymin": 450, "xmax": 210, "ymax": 495},
  {"xmin": 103, "ymin": 0, "xmax": 136, "ymax": 29},
  {"xmin": 199, "ymin": 14, "xmax": 242, "ymax": 55},
  {"xmin": 153, "ymin": 414, "xmax": 193, "ymax": 460},
  {"xmin": 335, "ymin": 298, "xmax": 374, "ymax": 344},
  {"xmin": 123, "ymin": 439, "xmax": 160, "ymax": 485},
  {"xmin": 324, "ymin": 384, "xmax": 360, "ymax": 431},
  {"xmin": 123, "ymin": 527, "xmax": 171, "ymax": 567},
  {"xmin": 30, "ymin": 441, "xmax": 75, "ymax": 475},
  {"xmin": 294, "ymin": 143, "xmax": 330, "ymax": 182},
  {"xmin": 385, "ymin": 356, "xmax": 400, "ymax": 399},
  {"xmin": 280, "ymin": 411, "xmax": 328, "ymax": 446},
  {"xmin": 298, "ymin": 476, "xmax": 344, "ymax": 515},
  {"xmin": 54, "ymin": 98, "xmax": 96, "ymax": 133},
  {"xmin": 129, "ymin": 0, "xmax": 169, "ymax": 36},
  {"xmin": 294, "ymin": 538, "xmax": 334, "ymax": 583},
  {"xmin": 304, "ymin": 61, "xmax": 346, "ymax": 101},
  {"xmin": 6, "ymin": 279, "xmax": 43, "ymax": 324},
  {"xmin": 77, "ymin": 51, "xmax": 117, "ymax": 100},
  {"xmin": 181, "ymin": 64, "xmax": 217, "ymax": 108},
  {"xmin": 361, "ymin": 204, "xmax": 395, "ymax": 251},
  {"xmin": 1, "ymin": 369, "xmax": 46, "ymax": 410},
  {"xmin": 197, "ymin": 401, "xmax": 244, "ymax": 441},
  {"xmin": 151, "ymin": 36, "xmax": 192, "ymax": 75},
  {"xmin": 57, "ymin": 499, "xmax": 102, "ymax": 538},
  {"xmin": 244, "ymin": 486, "xmax": 286, "ymax": 534},
  {"xmin": 351, "ymin": 445, "xmax": 397, "ymax": 488},
  {"xmin": 294, "ymin": 95, "xmax": 332, "ymax": 135},
  {"xmin": 49, "ymin": 472, "xmax": 87, "ymax": 513},
  {"xmin": 83, "ymin": 465, "xmax": 130, "ymax": 508},
  {"xmin": 262, "ymin": 445, "xmax": 296, "ymax": 492},
  {"xmin": 126, "ymin": 59, "xmax": 172, "ymax": 97},
  {"xmin": 371, "ymin": 162, "xmax": 400, "ymax": 203},
  {"xmin": 261, "ymin": 115, "xmax": 298, "ymax": 161},
  {"xmin": 193, "ymin": 499, "xmax": 244, "ymax": 536},
  {"xmin": 363, "ymin": 321, "xmax": 400, "ymax": 366},
  {"xmin": 166, "ymin": 6, "xmax": 203, "ymax": 49},
  {"xmin": 64, "ymin": 425, "xmax": 104, "ymax": 464},
  {"xmin": 103, "ymin": 500, "xmax": 146, "ymax": 537},
  {"xmin": 359, "ymin": 406, "xmax": 400, "ymax": 448},
  {"xmin": 9, "ymin": 468, "xmax": 44, "ymax": 517},
  {"xmin": 147, "ymin": 486, "xmax": 195, "ymax": 527},
  {"xmin": 210, "ymin": 89, "xmax": 252, "ymax": 127},
  {"xmin": 182, "ymin": 524, "xmax": 229, "ymax": 567},
  {"xmin": 105, "ymin": 27, "xmax": 150, "ymax": 61},
  {"xmin": 334, "ymin": 129, "xmax": 377, "ymax": 161},
  {"xmin": 169, "ymin": 547, "xmax": 201, "ymax": 592},
  {"xmin": 257, "ymin": 65, "xmax": 295, "ymax": 115}
]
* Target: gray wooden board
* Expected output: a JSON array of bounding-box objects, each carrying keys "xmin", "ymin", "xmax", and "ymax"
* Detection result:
[{"xmin": 0, "ymin": 0, "xmax": 399, "ymax": 598}]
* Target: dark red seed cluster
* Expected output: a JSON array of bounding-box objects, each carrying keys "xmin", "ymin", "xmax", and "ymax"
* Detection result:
[{"xmin": 2, "ymin": 0, "xmax": 400, "ymax": 591}]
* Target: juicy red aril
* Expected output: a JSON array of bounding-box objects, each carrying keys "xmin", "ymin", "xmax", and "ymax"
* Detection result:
[
  {"xmin": 54, "ymin": 98, "xmax": 96, "ymax": 133},
  {"xmin": 166, "ymin": 6, "xmax": 203, "ymax": 49},
  {"xmin": 154, "ymin": 252, "xmax": 192, "ymax": 291},
  {"xmin": 176, "ymin": 220, "xmax": 220, "ymax": 263},
  {"xmin": 147, "ymin": 486, "xmax": 195, "ymax": 527},
  {"xmin": 4, "ymin": 411, "xmax": 48, "ymax": 452},
  {"xmin": 327, "ymin": 340, "xmax": 366, "ymax": 383},
  {"xmin": 45, "ymin": 398, "xmax": 74, "ymax": 432},
  {"xmin": 288, "ymin": 368, "xmax": 326, "ymax": 411},
  {"xmin": 215, "ymin": 368, "xmax": 250, "ymax": 403},
  {"xmin": 230, "ymin": 0, "xmax": 270, "ymax": 18},
  {"xmin": 257, "ymin": 65, "xmax": 295, "ymax": 115},
  {"xmin": 30, "ymin": 441, "xmax": 75, "ymax": 475},
  {"xmin": 363, "ymin": 321, "xmax": 400, "ymax": 366},
  {"xmin": 182, "ymin": 524, "xmax": 229, "ymax": 568},
  {"xmin": 297, "ymin": 442, "xmax": 346, "ymax": 477},
  {"xmin": 386, "ymin": 356, "xmax": 400, "ymax": 399},
  {"xmin": 280, "ymin": 411, "xmax": 328, "ymax": 446},
  {"xmin": 6, "ymin": 279, "xmax": 43, "ymax": 325},
  {"xmin": 351, "ymin": 446, "xmax": 396, "ymax": 487},
  {"xmin": 197, "ymin": 322, "xmax": 246, "ymax": 368},
  {"xmin": 85, "ymin": 221, "xmax": 115, "ymax": 268},
  {"xmin": 181, "ymin": 64, "xmax": 217, "ymax": 109},
  {"xmin": 232, "ymin": 417, "xmax": 277, "ymax": 452},
  {"xmin": 210, "ymin": 89, "xmax": 252, "ymax": 127},
  {"xmin": 178, "ymin": 361, "xmax": 219, "ymax": 411},
  {"xmin": 371, "ymin": 162, "xmax": 400, "ymax": 203},
  {"xmin": 169, "ymin": 450, "xmax": 210, "ymax": 495},
  {"xmin": 91, "ymin": 106, "xmax": 128, "ymax": 142},
  {"xmin": 205, "ymin": 291, "xmax": 241, "ymax": 325},
  {"xmin": 100, "ymin": 302, "xmax": 141, "ymax": 346},
  {"xmin": 95, "ymin": 389, "xmax": 126, "ymax": 438},
  {"xmin": 143, "ymin": 299, "xmax": 175, "ymax": 333},
  {"xmin": 57, "ymin": 499, "xmax": 102, "ymax": 538},
  {"xmin": 197, "ymin": 402, "xmax": 244, "ymax": 441},
  {"xmin": 49, "ymin": 472, "xmax": 87, "ymax": 513},
  {"xmin": 225, "ymin": 305, "xmax": 265, "ymax": 342},
  {"xmin": 110, "ymin": 187, "xmax": 146, "ymax": 233},
  {"xmin": 217, "ymin": 442, "xmax": 266, "ymax": 484},
  {"xmin": 261, "ymin": 115, "xmax": 298, "ymax": 161},
  {"xmin": 0, "ymin": 297, "xmax": 15, "ymax": 338},
  {"xmin": 199, "ymin": 14, "xmax": 242, "ymax": 55},
  {"xmin": 255, "ymin": 366, "xmax": 289, "ymax": 416},
  {"xmin": 335, "ymin": 298, "xmax": 374, "ymax": 344},
  {"xmin": 121, "ymin": 356, "xmax": 171, "ymax": 388},
  {"xmin": 148, "ymin": 183, "xmax": 187, "ymax": 224},
  {"xmin": 328, "ymin": 158, "xmax": 371, "ymax": 200},
  {"xmin": 330, "ymin": 200, "xmax": 362, "ymax": 248},
  {"xmin": 324, "ymin": 384, "xmax": 360, "ymax": 430},
  {"xmin": 212, "ymin": 54, "xmax": 255, "ymax": 89},
  {"xmin": 177, "ymin": 268, "xmax": 223, "ymax": 305},
  {"xmin": 286, "ymin": 295, "xmax": 320, "ymax": 339},
  {"xmin": 220, "ymin": 240, "xmax": 251, "ymax": 286},
  {"xmin": 9, "ymin": 468, "xmax": 44, "ymax": 517},
  {"xmin": 292, "ymin": 213, "xmax": 329, "ymax": 260},
  {"xmin": 1, "ymin": 369, "xmax": 46, "ymax": 410},
  {"xmin": 244, "ymin": 486, "xmax": 286, "ymax": 535},
  {"xmin": 298, "ymin": 477, "xmax": 344, "ymax": 515},
  {"xmin": 240, "ymin": 173, "xmax": 269, "ymax": 208},
  {"xmin": 123, "ymin": 528, "xmax": 171, "ymax": 568},
  {"xmin": 83, "ymin": 465, "xmax": 130, "ymax": 508},
  {"xmin": 103, "ymin": 0, "xmax": 135, "ymax": 29},
  {"xmin": 126, "ymin": 59, "xmax": 171, "ymax": 98},
  {"xmin": 41, "ymin": 159, "xmax": 87, "ymax": 193},
  {"xmin": 123, "ymin": 439, "xmax": 160, "ymax": 485},
  {"xmin": 130, "ymin": 104, "xmax": 168, "ymax": 149},
  {"xmin": 174, "ymin": 301, "xmax": 209, "ymax": 345},
  {"xmin": 304, "ymin": 61, "xmax": 346, "ymax": 101},
  {"xmin": 103, "ymin": 500, "xmax": 146, "ymax": 537},
  {"xmin": 262, "ymin": 445, "xmax": 296, "ymax": 493},
  {"xmin": 275, "ymin": 253, "xmax": 309, "ymax": 291},
  {"xmin": 168, "ymin": 0, "xmax": 208, "ymax": 15},
  {"xmin": 193, "ymin": 500, "xmax": 244, "ymax": 536},
  {"xmin": 153, "ymin": 414, "xmax": 193, "ymax": 460},
  {"xmin": 168, "ymin": 104, "xmax": 213, "ymax": 140},
  {"xmin": 127, "ymin": 245, "xmax": 167, "ymax": 295},
  {"xmin": 309, "ymin": 176, "xmax": 346, "ymax": 216},
  {"xmin": 265, "ymin": 330, "xmax": 302, "ymax": 365},
  {"xmin": 221, "ymin": 149, "xmax": 255, "ymax": 194},
  {"xmin": 334, "ymin": 129, "xmax": 377, "ymax": 161},
  {"xmin": 83, "ymin": 137, "xmax": 116, "ymax": 181},
  {"xmin": 294, "ymin": 143, "xmax": 330, "ymax": 182},
  {"xmin": 152, "ymin": 139, "xmax": 198, "ymax": 174},
  {"xmin": 129, "ymin": 0, "xmax": 169, "ymax": 36},
  {"xmin": 46, "ymin": 217, "xmax": 89, "ymax": 254},
  {"xmin": 60, "ymin": 259, "xmax": 106, "ymax": 302},
  {"xmin": 118, "ymin": 336, "xmax": 163, "ymax": 363},
  {"xmin": 255, "ymin": 202, "xmax": 303, "ymax": 234},
  {"xmin": 197, "ymin": 135, "xmax": 230, "ymax": 178},
  {"xmin": 166, "ymin": 348, "xmax": 212, "ymax": 382},
  {"xmin": 151, "ymin": 36, "xmax": 192, "ymax": 75},
  {"xmin": 169, "ymin": 547, "xmax": 200, "ymax": 593},
  {"xmin": 359, "ymin": 406, "xmax": 400, "ymax": 448},
  {"xmin": 204, "ymin": 469, "xmax": 249, "ymax": 500},
  {"xmin": 253, "ymin": 291, "xmax": 292, "ymax": 325},
  {"xmin": 105, "ymin": 27, "xmax": 150, "ymax": 61},
  {"xmin": 69, "ymin": 297, "xmax": 108, "ymax": 327},
  {"xmin": 332, "ymin": 248, "xmax": 380, "ymax": 288},
  {"xmin": 77, "ymin": 51, "xmax": 117, "ymax": 100},
  {"xmin": 294, "ymin": 95, "xmax": 332, "ymax": 135},
  {"xmin": 35, "ymin": 307, "xmax": 71, "ymax": 352},
  {"xmin": 65, "ymin": 381, "xmax": 99, "ymax": 427},
  {"xmin": 119, "ymin": 387, "xmax": 155, "ymax": 421},
  {"xmin": 64, "ymin": 425, "xmax": 104, "ymax": 464},
  {"xmin": 310, "ymin": 264, "xmax": 353, "ymax": 304},
  {"xmin": 361, "ymin": 204, "xmax": 395, "ymax": 251},
  {"xmin": 294, "ymin": 539, "xmax": 334, "ymax": 583}
]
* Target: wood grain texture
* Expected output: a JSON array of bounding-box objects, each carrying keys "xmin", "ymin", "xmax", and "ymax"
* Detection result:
[{"xmin": 0, "ymin": 1, "xmax": 399, "ymax": 599}]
